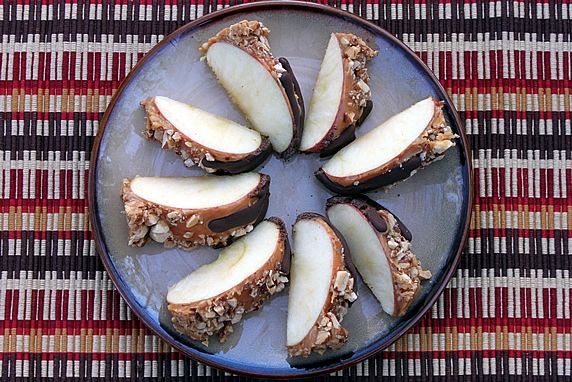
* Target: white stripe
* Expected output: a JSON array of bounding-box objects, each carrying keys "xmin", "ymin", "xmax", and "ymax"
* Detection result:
[
  {"xmin": 0, "ymin": 94, "xmax": 110, "ymax": 113},
  {"xmin": 1, "ymin": 274, "xmax": 570, "ymax": 292},
  {"xmin": 2, "ymin": 3, "xmax": 571, "ymax": 22}
]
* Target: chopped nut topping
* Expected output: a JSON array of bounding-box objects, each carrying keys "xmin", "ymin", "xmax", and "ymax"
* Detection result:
[
  {"xmin": 315, "ymin": 331, "xmax": 330, "ymax": 345},
  {"xmin": 146, "ymin": 213, "xmax": 159, "ymax": 226},
  {"xmin": 334, "ymin": 270, "xmax": 350, "ymax": 292},
  {"xmin": 387, "ymin": 239, "xmax": 398, "ymax": 250},
  {"xmin": 186, "ymin": 214, "xmax": 200, "ymax": 228},
  {"xmin": 128, "ymin": 225, "xmax": 148, "ymax": 246},
  {"xmin": 419, "ymin": 269, "xmax": 432, "ymax": 279},
  {"xmin": 166, "ymin": 211, "xmax": 182, "ymax": 223},
  {"xmin": 200, "ymin": 20, "xmax": 281, "ymax": 78},
  {"xmin": 416, "ymin": 102, "xmax": 459, "ymax": 165},
  {"xmin": 378, "ymin": 210, "xmax": 433, "ymax": 315},
  {"xmin": 149, "ymin": 221, "xmax": 171, "ymax": 243},
  {"xmin": 334, "ymin": 32, "xmax": 378, "ymax": 126},
  {"xmin": 170, "ymin": 266, "xmax": 288, "ymax": 344}
]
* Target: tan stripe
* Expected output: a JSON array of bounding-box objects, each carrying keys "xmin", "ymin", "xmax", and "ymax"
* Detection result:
[
  {"xmin": 5, "ymin": 86, "xmax": 571, "ymax": 113},
  {"xmin": 565, "ymin": 87, "xmax": 570, "ymax": 115},
  {"xmin": 426, "ymin": 326, "xmax": 433, "ymax": 356},
  {"xmin": 114, "ymin": 328, "xmax": 120, "ymax": 353},
  {"xmin": 473, "ymin": 204, "xmax": 480, "ymax": 230},
  {"xmin": 546, "ymin": 327, "xmax": 553, "ymax": 352},
  {"xmin": 470, "ymin": 203, "xmax": 568, "ymax": 231},
  {"xmin": 11, "ymin": 89, "xmax": 20, "ymax": 114},
  {"xmin": 525, "ymin": 326, "xmax": 531, "ymax": 353},
  {"xmin": 494, "ymin": 325, "xmax": 502, "ymax": 355},
  {"xmin": 54, "ymin": 328, "xmax": 61, "ymax": 353},
  {"xmin": 83, "ymin": 207, "xmax": 90, "ymax": 231}
]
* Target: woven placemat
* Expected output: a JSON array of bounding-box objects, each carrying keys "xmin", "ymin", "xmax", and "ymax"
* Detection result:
[{"xmin": 1, "ymin": 0, "xmax": 570, "ymax": 380}]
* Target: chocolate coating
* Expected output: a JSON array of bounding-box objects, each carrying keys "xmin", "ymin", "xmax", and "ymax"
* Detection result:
[
  {"xmin": 204, "ymin": 138, "xmax": 272, "ymax": 174},
  {"xmin": 365, "ymin": 209, "xmax": 388, "ymax": 233},
  {"xmin": 293, "ymin": 212, "xmax": 357, "ymax": 300},
  {"xmin": 327, "ymin": 195, "xmax": 412, "ymax": 241},
  {"xmin": 278, "ymin": 57, "xmax": 305, "ymax": 159},
  {"xmin": 356, "ymin": 99, "xmax": 373, "ymax": 126},
  {"xmin": 329, "ymin": 223, "xmax": 358, "ymax": 298},
  {"xmin": 281, "ymin": 230, "xmax": 292, "ymax": 275},
  {"xmin": 265, "ymin": 217, "xmax": 291, "ymax": 275},
  {"xmin": 207, "ymin": 183, "xmax": 270, "ymax": 233},
  {"xmin": 319, "ymin": 124, "xmax": 357, "ymax": 158},
  {"xmin": 315, "ymin": 154, "xmax": 423, "ymax": 194},
  {"xmin": 318, "ymin": 100, "xmax": 373, "ymax": 158}
]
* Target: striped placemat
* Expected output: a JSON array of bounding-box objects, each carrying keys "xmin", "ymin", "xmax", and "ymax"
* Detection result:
[{"xmin": 1, "ymin": 0, "xmax": 570, "ymax": 380}]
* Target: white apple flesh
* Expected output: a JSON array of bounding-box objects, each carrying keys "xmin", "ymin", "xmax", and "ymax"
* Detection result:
[
  {"xmin": 205, "ymin": 42, "xmax": 297, "ymax": 156},
  {"xmin": 142, "ymin": 96, "xmax": 271, "ymax": 174},
  {"xmin": 301, "ymin": 34, "xmax": 344, "ymax": 152},
  {"xmin": 287, "ymin": 219, "xmax": 335, "ymax": 347},
  {"xmin": 287, "ymin": 213, "xmax": 356, "ymax": 357},
  {"xmin": 167, "ymin": 218, "xmax": 289, "ymax": 343},
  {"xmin": 301, "ymin": 33, "xmax": 377, "ymax": 154},
  {"xmin": 323, "ymin": 97, "xmax": 435, "ymax": 178},
  {"xmin": 317, "ymin": 97, "xmax": 458, "ymax": 193},
  {"xmin": 153, "ymin": 96, "xmax": 262, "ymax": 154},
  {"xmin": 129, "ymin": 172, "xmax": 261, "ymax": 209},
  {"xmin": 200, "ymin": 20, "xmax": 304, "ymax": 158},
  {"xmin": 121, "ymin": 173, "xmax": 270, "ymax": 249},
  {"xmin": 327, "ymin": 197, "xmax": 432, "ymax": 317},
  {"xmin": 168, "ymin": 219, "xmax": 284, "ymax": 304},
  {"xmin": 327, "ymin": 203, "xmax": 396, "ymax": 314}
]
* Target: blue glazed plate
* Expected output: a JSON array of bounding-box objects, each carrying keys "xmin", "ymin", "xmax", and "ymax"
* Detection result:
[{"xmin": 89, "ymin": 2, "xmax": 473, "ymax": 378}]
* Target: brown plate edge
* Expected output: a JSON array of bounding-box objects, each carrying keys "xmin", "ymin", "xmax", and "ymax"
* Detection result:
[{"xmin": 88, "ymin": 1, "xmax": 474, "ymax": 378}]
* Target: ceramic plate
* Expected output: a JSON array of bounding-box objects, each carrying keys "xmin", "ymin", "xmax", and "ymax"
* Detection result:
[{"xmin": 89, "ymin": 1, "xmax": 473, "ymax": 378}]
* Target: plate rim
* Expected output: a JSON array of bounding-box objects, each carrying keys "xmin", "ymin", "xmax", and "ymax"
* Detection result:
[{"xmin": 88, "ymin": 1, "xmax": 474, "ymax": 378}]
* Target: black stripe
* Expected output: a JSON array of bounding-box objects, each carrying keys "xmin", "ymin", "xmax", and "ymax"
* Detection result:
[
  {"xmin": 1, "ymin": 248, "xmax": 569, "ymax": 279},
  {"xmin": 0, "ymin": 11, "xmax": 571, "ymax": 43},
  {"xmin": 1, "ymin": 114, "xmax": 571, "ymax": 156}
]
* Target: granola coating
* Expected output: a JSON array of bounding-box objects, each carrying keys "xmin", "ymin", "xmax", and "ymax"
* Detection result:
[{"xmin": 200, "ymin": 20, "xmax": 282, "ymax": 77}]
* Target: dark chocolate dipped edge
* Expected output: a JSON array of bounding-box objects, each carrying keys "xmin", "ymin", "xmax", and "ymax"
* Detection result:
[
  {"xmin": 328, "ymin": 222, "xmax": 358, "ymax": 296},
  {"xmin": 318, "ymin": 100, "xmax": 374, "ymax": 158},
  {"xmin": 204, "ymin": 138, "xmax": 272, "ymax": 174},
  {"xmin": 142, "ymin": 96, "xmax": 272, "ymax": 175},
  {"xmin": 207, "ymin": 178, "xmax": 270, "ymax": 233},
  {"xmin": 356, "ymin": 99, "xmax": 373, "ymax": 126},
  {"xmin": 293, "ymin": 212, "xmax": 357, "ymax": 301},
  {"xmin": 265, "ymin": 216, "xmax": 291, "ymax": 275},
  {"xmin": 277, "ymin": 57, "xmax": 305, "ymax": 159},
  {"xmin": 326, "ymin": 195, "xmax": 412, "ymax": 241},
  {"xmin": 318, "ymin": 124, "xmax": 357, "ymax": 158},
  {"xmin": 315, "ymin": 154, "xmax": 423, "ymax": 195}
]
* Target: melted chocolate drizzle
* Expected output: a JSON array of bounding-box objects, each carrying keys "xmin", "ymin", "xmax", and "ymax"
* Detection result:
[
  {"xmin": 316, "ymin": 154, "xmax": 423, "ymax": 194},
  {"xmin": 204, "ymin": 139, "xmax": 272, "ymax": 174},
  {"xmin": 326, "ymin": 195, "xmax": 412, "ymax": 241},
  {"xmin": 207, "ymin": 185, "xmax": 270, "ymax": 233},
  {"xmin": 265, "ymin": 217, "xmax": 291, "ymax": 275},
  {"xmin": 277, "ymin": 57, "xmax": 305, "ymax": 158},
  {"xmin": 319, "ymin": 100, "xmax": 374, "ymax": 158},
  {"xmin": 319, "ymin": 124, "xmax": 357, "ymax": 158}
]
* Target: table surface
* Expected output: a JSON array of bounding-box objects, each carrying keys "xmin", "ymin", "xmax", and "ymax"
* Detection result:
[{"xmin": 1, "ymin": 0, "xmax": 570, "ymax": 380}]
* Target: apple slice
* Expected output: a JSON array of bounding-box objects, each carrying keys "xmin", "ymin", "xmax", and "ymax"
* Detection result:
[
  {"xmin": 167, "ymin": 218, "xmax": 290, "ymax": 344},
  {"xmin": 287, "ymin": 212, "xmax": 357, "ymax": 357},
  {"xmin": 121, "ymin": 173, "xmax": 269, "ymax": 249},
  {"xmin": 316, "ymin": 97, "xmax": 459, "ymax": 194},
  {"xmin": 141, "ymin": 96, "xmax": 271, "ymax": 174},
  {"xmin": 200, "ymin": 20, "xmax": 304, "ymax": 158},
  {"xmin": 326, "ymin": 196, "xmax": 431, "ymax": 317},
  {"xmin": 301, "ymin": 33, "xmax": 377, "ymax": 155}
]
